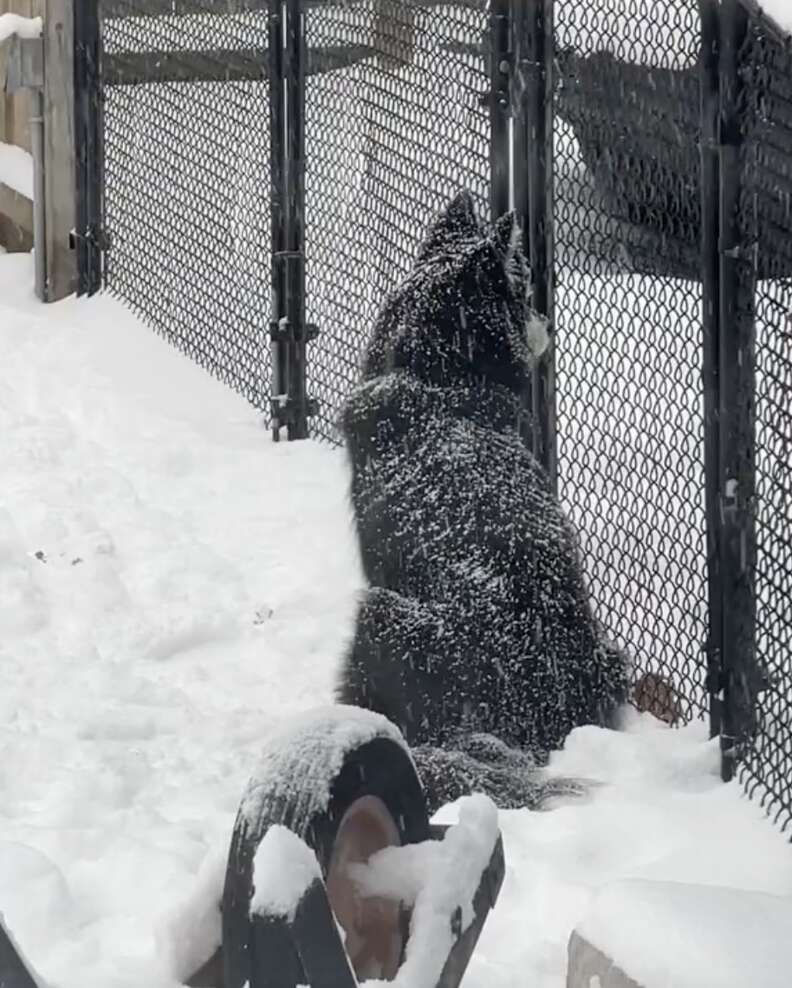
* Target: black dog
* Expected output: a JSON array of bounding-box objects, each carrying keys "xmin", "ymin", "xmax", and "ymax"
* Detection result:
[{"xmin": 337, "ymin": 191, "xmax": 629, "ymax": 810}]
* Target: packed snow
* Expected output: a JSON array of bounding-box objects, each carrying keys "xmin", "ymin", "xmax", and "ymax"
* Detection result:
[
  {"xmin": 240, "ymin": 705, "xmax": 410, "ymax": 833},
  {"xmin": 1, "ymin": 251, "xmax": 792, "ymax": 988},
  {"xmin": 251, "ymin": 825, "xmax": 321, "ymax": 921},
  {"xmin": 0, "ymin": 12, "xmax": 42, "ymax": 43},
  {"xmin": 354, "ymin": 794, "xmax": 499, "ymax": 988},
  {"xmin": 576, "ymin": 879, "xmax": 792, "ymax": 988},
  {"xmin": 759, "ymin": 0, "xmax": 792, "ymax": 34},
  {"xmin": 0, "ymin": 143, "xmax": 33, "ymax": 200}
]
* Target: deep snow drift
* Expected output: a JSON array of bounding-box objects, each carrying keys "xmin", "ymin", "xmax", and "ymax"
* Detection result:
[{"xmin": 1, "ymin": 251, "xmax": 791, "ymax": 988}]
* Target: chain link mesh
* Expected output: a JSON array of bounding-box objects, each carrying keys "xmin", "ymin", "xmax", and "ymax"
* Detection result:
[
  {"xmin": 100, "ymin": 1, "xmax": 271, "ymax": 410},
  {"xmin": 552, "ymin": 0, "xmax": 708, "ymax": 721},
  {"xmin": 91, "ymin": 0, "xmax": 792, "ymax": 830},
  {"xmin": 738, "ymin": 5, "xmax": 792, "ymax": 833},
  {"xmin": 302, "ymin": 1, "xmax": 489, "ymax": 441}
]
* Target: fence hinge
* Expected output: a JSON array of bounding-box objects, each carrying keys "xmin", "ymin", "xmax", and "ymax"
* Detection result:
[
  {"xmin": 269, "ymin": 393, "xmax": 319, "ymax": 425},
  {"xmin": 721, "ymin": 239, "xmax": 759, "ymax": 265},
  {"xmin": 269, "ymin": 317, "xmax": 320, "ymax": 345},
  {"xmin": 69, "ymin": 227, "xmax": 111, "ymax": 253}
]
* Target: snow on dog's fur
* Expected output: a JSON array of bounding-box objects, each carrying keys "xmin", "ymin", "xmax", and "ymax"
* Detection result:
[{"xmin": 337, "ymin": 191, "xmax": 629, "ymax": 810}]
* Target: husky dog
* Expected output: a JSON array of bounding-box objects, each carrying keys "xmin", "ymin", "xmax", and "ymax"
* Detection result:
[{"xmin": 337, "ymin": 191, "xmax": 629, "ymax": 809}]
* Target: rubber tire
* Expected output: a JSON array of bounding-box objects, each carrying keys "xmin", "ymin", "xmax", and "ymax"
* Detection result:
[{"xmin": 222, "ymin": 734, "xmax": 429, "ymax": 988}]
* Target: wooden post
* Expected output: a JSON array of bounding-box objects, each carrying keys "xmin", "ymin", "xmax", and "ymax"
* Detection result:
[
  {"xmin": 0, "ymin": 0, "xmax": 39, "ymax": 253},
  {"xmin": 1, "ymin": 0, "xmax": 39, "ymax": 154},
  {"xmin": 1, "ymin": 0, "xmax": 76, "ymax": 299},
  {"xmin": 41, "ymin": 0, "xmax": 76, "ymax": 300}
]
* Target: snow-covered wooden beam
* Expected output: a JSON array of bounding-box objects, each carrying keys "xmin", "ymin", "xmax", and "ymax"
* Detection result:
[{"xmin": 1, "ymin": 2, "xmax": 76, "ymax": 301}]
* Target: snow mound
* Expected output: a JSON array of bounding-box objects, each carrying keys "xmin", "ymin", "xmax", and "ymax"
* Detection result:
[
  {"xmin": 758, "ymin": 0, "xmax": 792, "ymax": 35},
  {"xmin": 0, "ymin": 142, "xmax": 34, "ymax": 200},
  {"xmin": 0, "ymin": 12, "xmax": 41, "ymax": 42},
  {"xmin": 577, "ymin": 879, "xmax": 792, "ymax": 988},
  {"xmin": 251, "ymin": 825, "xmax": 321, "ymax": 920},
  {"xmin": 240, "ymin": 705, "xmax": 410, "ymax": 830},
  {"xmin": 355, "ymin": 794, "xmax": 499, "ymax": 988}
]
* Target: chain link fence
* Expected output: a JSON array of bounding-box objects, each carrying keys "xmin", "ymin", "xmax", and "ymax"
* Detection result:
[
  {"xmin": 737, "ymin": 2, "xmax": 792, "ymax": 832},
  {"xmin": 552, "ymin": 0, "xmax": 708, "ymax": 722},
  {"xmin": 78, "ymin": 0, "xmax": 792, "ymax": 832},
  {"xmin": 302, "ymin": 1, "xmax": 490, "ymax": 441},
  {"xmin": 99, "ymin": 1, "xmax": 271, "ymax": 410}
]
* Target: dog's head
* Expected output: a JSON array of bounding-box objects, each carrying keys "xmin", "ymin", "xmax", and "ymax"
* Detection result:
[{"xmin": 361, "ymin": 191, "xmax": 548, "ymax": 395}]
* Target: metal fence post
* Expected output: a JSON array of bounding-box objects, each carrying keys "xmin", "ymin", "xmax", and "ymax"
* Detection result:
[
  {"xmin": 73, "ymin": 0, "xmax": 104, "ymax": 296},
  {"xmin": 268, "ymin": 0, "xmax": 287, "ymax": 440},
  {"xmin": 699, "ymin": 0, "xmax": 724, "ymax": 742},
  {"xmin": 717, "ymin": 0, "xmax": 759, "ymax": 782},
  {"xmin": 513, "ymin": 0, "xmax": 555, "ymax": 489},
  {"xmin": 284, "ymin": 0, "xmax": 308, "ymax": 441},
  {"xmin": 269, "ymin": 0, "xmax": 310, "ymax": 442},
  {"xmin": 488, "ymin": 0, "xmax": 511, "ymax": 220}
]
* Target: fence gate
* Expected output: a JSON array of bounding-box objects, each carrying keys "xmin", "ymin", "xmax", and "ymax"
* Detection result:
[
  {"xmin": 544, "ymin": 0, "xmax": 792, "ymax": 829},
  {"xmin": 73, "ymin": 0, "xmax": 522, "ymax": 439}
]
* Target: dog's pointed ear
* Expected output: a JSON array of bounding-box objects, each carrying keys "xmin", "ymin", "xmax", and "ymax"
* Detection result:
[
  {"xmin": 492, "ymin": 210, "xmax": 520, "ymax": 259},
  {"xmin": 416, "ymin": 190, "xmax": 482, "ymax": 262}
]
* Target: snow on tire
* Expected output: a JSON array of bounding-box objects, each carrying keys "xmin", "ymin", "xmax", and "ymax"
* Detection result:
[{"xmin": 222, "ymin": 706, "xmax": 430, "ymax": 986}]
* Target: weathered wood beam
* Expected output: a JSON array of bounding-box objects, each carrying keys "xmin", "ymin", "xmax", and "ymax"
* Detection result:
[
  {"xmin": 99, "ymin": 0, "xmax": 483, "ymax": 20},
  {"xmin": 104, "ymin": 42, "xmax": 377, "ymax": 86},
  {"xmin": 42, "ymin": 0, "xmax": 76, "ymax": 300}
]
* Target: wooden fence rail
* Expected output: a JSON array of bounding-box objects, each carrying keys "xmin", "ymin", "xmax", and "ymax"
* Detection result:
[{"xmin": 1, "ymin": 0, "xmax": 75, "ymax": 300}]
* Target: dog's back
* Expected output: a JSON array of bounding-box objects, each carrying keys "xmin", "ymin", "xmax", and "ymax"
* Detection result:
[{"xmin": 337, "ymin": 192, "xmax": 628, "ymax": 790}]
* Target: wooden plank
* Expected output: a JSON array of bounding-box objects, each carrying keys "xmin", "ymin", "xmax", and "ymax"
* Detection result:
[
  {"xmin": 566, "ymin": 932, "xmax": 644, "ymax": 988},
  {"xmin": 104, "ymin": 43, "xmax": 377, "ymax": 86},
  {"xmin": 373, "ymin": 0, "xmax": 417, "ymax": 70},
  {"xmin": 98, "ymin": 0, "xmax": 482, "ymax": 20},
  {"xmin": 41, "ymin": 0, "xmax": 76, "ymax": 300},
  {"xmin": 0, "ymin": 0, "xmax": 40, "ymax": 154}
]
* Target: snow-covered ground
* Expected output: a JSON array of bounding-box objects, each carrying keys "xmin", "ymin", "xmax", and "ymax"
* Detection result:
[
  {"xmin": 0, "ymin": 12, "xmax": 41, "ymax": 44},
  {"xmin": 759, "ymin": 0, "xmax": 792, "ymax": 34},
  {"xmin": 0, "ymin": 142, "xmax": 33, "ymax": 200},
  {"xmin": 2, "ymin": 250, "xmax": 792, "ymax": 988}
]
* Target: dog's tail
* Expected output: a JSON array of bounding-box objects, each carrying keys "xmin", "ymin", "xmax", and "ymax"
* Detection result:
[{"xmin": 412, "ymin": 732, "xmax": 589, "ymax": 815}]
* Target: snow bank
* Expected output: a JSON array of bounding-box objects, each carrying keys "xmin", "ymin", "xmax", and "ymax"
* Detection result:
[
  {"xmin": 353, "ymin": 795, "xmax": 499, "ymax": 988},
  {"xmin": 0, "ymin": 843, "xmax": 77, "ymax": 960},
  {"xmin": 251, "ymin": 825, "xmax": 321, "ymax": 920},
  {"xmin": 156, "ymin": 845, "xmax": 227, "ymax": 984},
  {"xmin": 0, "ymin": 143, "xmax": 33, "ymax": 200},
  {"xmin": 240, "ymin": 706, "xmax": 410, "ymax": 831},
  {"xmin": 0, "ymin": 13, "xmax": 41, "ymax": 42},
  {"xmin": 758, "ymin": 0, "xmax": 792, "ymax": 34},
  {"xmin": 577, "ymin": 879, "xmax": 792, "ymax": 988}
]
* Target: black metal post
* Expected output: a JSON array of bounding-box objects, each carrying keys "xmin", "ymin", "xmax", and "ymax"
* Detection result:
[
  {"xmin": 699, "ymin": 0, "xmax": 723, "ymax": 741},
  {"xmin": 269, "ymin": 0, "xmax": 310, "ymax": 442},
  {"xmin": 514, "ymin": 0, "xmax": 556, "ymax": 489},
  {"xmin": 718, "ymin": 0, "xmax": 758, "ymax": 782},
  {"xmin": 249, "ymin": 913, "xmax": 303, "ymax": 988},
  {"xmin": 284, "ymin": 0, "xmax": 308, "ymax": 441},
  {"xmin": 488, "ymin": 0, "xmax": 511, "ymax": 220},
  {"xmin": 73, "ymin": 0, "xmax": 104, "ymax": 296},
  {"xmin": 269, "ymin": 0, "xmax": 287, "ymax": 441}
]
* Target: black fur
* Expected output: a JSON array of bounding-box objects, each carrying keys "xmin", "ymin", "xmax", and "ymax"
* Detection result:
[{"xmin": 337, "ymin": 191, "xmax": 629, "ymax": 810}]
